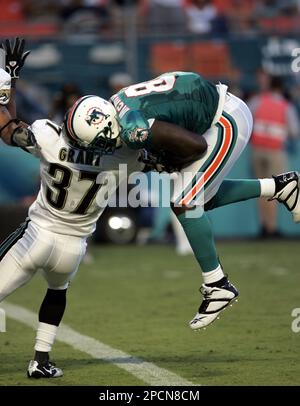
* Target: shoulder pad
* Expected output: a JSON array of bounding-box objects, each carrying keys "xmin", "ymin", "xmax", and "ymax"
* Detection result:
[{"xmin": 30, "ymin": 119, "xmax": 62, "ymax": 138}]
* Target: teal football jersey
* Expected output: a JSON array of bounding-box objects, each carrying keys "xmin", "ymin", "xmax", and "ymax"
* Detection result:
[{"xmin": 110, "ymin": 71, "xmax": 219, "ymax": 150}]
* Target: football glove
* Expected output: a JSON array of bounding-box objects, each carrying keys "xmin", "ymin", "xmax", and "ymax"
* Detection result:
[
  {"xmin": 1, "ymin": 37, "xmax": 30, "ymax": 80},
  {"xmin": 138, "ymin": 149, "xmax": 180, "ymax": 173},
  {"xmin": 138, "ymin": 149, "xmax": 165, "ymax": 173}
]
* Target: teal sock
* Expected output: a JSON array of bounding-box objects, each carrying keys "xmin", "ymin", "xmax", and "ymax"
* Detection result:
[
  {"xmin": 177, "ymin": 211, "xmax": 219, "ymax": 273},
  {"xmin": 205, "ymin": 179, "xmax": 261, "ymax": 211}
]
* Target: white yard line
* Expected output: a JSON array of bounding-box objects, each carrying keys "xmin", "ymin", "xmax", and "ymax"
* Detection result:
[{"xmin": 3, "ymin": 302, "xmax": 197, "ymax": 386}]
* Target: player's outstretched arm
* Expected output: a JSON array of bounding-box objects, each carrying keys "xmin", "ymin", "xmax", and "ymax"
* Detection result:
[
  {"xmin": 151, "ymin": 120, "xmax": 207, "ymax": 167},
  {"xmin": 0, "ymin": 68, "xmax": 34, "ymax": 148},
  {"xmin": 0, "ymin": 100, "xmax": 34, "ymax": 148},
  {"xmin": 1, "ymin": 37, "xmax": 31, "ymax": 118},
  {"xmin": 0, "ymin": 104, "xmax": 35, "ymax": 148},
  {"xmin": 0, "ymin": 67, "xmax": 19, "ymax": 145},
  {"xmin": 0, "ymin": 38, "xmax": 34, "ymax": 148},
  {"xmin": 0, "ymin": 104, "xmax": 19, "ymax": 145}
]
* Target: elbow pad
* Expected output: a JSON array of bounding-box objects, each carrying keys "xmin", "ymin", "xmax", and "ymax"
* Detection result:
[{"xmin": 11, "ymin": 126, "xmax": 36, "ymax": 148}]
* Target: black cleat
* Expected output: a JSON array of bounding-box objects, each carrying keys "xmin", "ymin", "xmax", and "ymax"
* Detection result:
[{"xmin": 27, "ymin": 360, "xmax": 63, "ymax": 378}]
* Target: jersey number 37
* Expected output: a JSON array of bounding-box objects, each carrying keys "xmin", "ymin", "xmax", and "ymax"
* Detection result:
[{"xmin": 46, "ymin": 163, "xmax": 101, "ymax": 215}]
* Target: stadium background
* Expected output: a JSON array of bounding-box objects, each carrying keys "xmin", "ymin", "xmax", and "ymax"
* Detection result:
[{"xmin": 1, "ymin": 0, "xmax": 300, "ymax": 387}]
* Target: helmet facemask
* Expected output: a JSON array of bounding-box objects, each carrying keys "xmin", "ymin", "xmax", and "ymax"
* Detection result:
[{"xmin": 88, "ymin": 120, "xmax": 121, "ymax": 154}]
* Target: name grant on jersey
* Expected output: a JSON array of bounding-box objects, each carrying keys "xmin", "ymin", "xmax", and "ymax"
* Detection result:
[{"xmin": 59, "ymin": 147, "xmax": 101, "ymax": 167}]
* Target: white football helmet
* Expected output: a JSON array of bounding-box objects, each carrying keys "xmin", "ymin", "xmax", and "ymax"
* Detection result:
[{"xmin": 63, "ymin": 95, "xmax": 121, "ymax": 153}]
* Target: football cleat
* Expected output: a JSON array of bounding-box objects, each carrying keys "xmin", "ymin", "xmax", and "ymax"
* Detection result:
[
  {"xmin": 27, "ymin": 360, "xmax": 63, "ymax": 379},
  {"xmin": 189, "ymin": 279, "xmax": 239, "ymax": 330},
  {"xmin": 271, "ymin": 171, "xmax": 300, "ymax": 222}
]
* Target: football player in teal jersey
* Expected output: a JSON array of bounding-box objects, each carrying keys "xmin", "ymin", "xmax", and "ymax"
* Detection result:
[{"xmin": 84, "ymin": 71, "xmax": 300, "ymax": 330}]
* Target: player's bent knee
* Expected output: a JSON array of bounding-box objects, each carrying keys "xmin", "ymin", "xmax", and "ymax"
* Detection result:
[
  {"xmin": 47, "ymin": 280, "xmax": 70, "ymax": 290},
  {"xmin": 42, "ymin": 270, "xmax": 73, "ymax": 291},
  {"xmin": 171, "ymin": 203, "xmax": 198, "ymax": 217}
]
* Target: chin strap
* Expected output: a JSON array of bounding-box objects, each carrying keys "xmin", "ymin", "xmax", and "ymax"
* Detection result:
[{"xmin": 0, "ymin": 118, "xmax": 20, "ymax": 137}]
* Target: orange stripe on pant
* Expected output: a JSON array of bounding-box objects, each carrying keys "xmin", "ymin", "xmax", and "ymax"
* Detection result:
[{"xmin": 180, "ymin": 115, "xmax": 233, "ymax": 206}]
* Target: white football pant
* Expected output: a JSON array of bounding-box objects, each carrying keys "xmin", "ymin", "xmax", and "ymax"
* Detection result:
[
  {"xmin": 0, "ymin": 219, "xmax": 87, "ymax": 303},
  {"xmin": 171, "ymin": 91, "xmax": 253, "ymax": 206}
]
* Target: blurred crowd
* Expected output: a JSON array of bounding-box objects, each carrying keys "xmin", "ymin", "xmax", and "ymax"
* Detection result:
[{"xmin": 1, "ymin": 0, "xmax": 300, "ymax": 37}]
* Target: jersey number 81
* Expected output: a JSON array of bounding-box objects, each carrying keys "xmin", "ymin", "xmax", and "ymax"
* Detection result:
[{"xmin": 124, "ymin": 74, "xmax": 176, "ymax": 97}]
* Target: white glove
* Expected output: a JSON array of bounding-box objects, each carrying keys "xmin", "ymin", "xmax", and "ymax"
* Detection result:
[{"xmin": 0, "ymin": 68, "xmax": 11, "ymax": 105}]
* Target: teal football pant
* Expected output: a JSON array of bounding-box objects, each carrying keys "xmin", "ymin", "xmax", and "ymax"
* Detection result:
[{"xmin": 175, "ymin": 92, "xmax": 261, "ymax": 274}]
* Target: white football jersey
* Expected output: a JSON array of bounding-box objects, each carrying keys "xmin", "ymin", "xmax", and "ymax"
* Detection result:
[{"xmin": 26, "ymin": 119, "xmax": 141, "ymax": 237}]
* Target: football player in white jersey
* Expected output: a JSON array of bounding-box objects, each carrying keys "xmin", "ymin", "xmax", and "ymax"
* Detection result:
[{"xmin": 0, "ymin": 38, "xmax": 141, "ymax": 378}]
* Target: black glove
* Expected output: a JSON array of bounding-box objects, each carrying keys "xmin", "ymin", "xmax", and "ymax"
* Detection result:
[
  {"xmin": 139, "ymin": 149, "xmax": 166, "ymax": 172},
  {"xmin": 1, "ymin": 37, "xmax": 30, "ymax": 79},
  {"xmin": 138, "ymin": 149, "xmax": 180, "ymax": 173}
]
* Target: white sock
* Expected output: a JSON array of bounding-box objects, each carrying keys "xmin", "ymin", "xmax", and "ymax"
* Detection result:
[
  {"xmin": 34, "ymin": 322, "xmax": 58, "ymax": 352},
  {"xmin": 259, "ymin": 178, "xmax": 275, "ymax": 198},
  {"xmin": 202, "ymin": 265, "xmax": 225, "ymax": 284}
]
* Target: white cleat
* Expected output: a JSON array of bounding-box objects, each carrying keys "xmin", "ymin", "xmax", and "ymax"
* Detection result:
[
  {"xmin": 271, "ymin": 172, "xmax": 300, "ymax": 223},
  {"xmin": 189, "ymin": 279, "xmax": 239, "ymax": 330}
]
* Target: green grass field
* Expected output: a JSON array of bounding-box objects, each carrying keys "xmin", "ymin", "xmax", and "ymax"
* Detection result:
[{"xmin": 1, "ymin": 242, "xmax": 300, "ymax": 386}]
